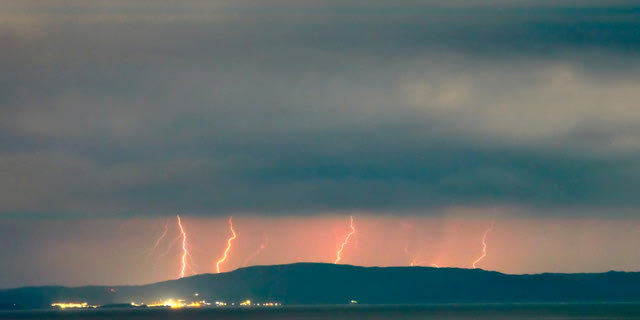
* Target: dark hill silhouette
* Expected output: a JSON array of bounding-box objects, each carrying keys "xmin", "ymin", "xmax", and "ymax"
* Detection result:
[{"xmin": 3, "ymin": 263, "xmax": 640, "ymax": 310}]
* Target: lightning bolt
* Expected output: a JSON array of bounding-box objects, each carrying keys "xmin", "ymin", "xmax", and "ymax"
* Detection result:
[
  {"xmin": 243, "ymin": 233, "xmax": 269, "ymax": 267},
  {"xmin": 472, "ymin": 221, "xmax": 495, "ymax": 269},
  {"xmin": 334, "ymin": 215, "xmax": 356, "ymax": 264},
  {"xmin": 176, "ymin": 214, "xmax": 189, "ymax": 278},
  {"xmin": 159, "ymin": 235, "xmax": 183, "ymax": 257},
  {"xmin": 216, "ymin": 217, "xmax": 237, "ymax": 273},
  {"xmin": 152, "ymin": 220, "xmax": 169, "ymax": 250},
  {"xmin": 143, "ymin": 219, "xmax": 170, "ymax": 260}
]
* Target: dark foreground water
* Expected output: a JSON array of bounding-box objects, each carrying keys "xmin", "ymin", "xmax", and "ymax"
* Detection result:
[{"xmin": 3, "ymin": 303, "xmax": 640, "ymax": 320}]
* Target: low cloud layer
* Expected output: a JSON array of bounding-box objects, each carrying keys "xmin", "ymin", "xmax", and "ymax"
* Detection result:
[{"xmin": 2, "ymin": 1, "xmax": 640, "ymax": 217}]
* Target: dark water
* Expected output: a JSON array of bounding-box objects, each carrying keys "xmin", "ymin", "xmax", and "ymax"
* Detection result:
[{"xmin": 3, "ymin": 303, "xmax": 640, "ymax": 319}]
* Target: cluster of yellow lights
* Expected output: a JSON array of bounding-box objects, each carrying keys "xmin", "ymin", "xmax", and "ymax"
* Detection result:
[
  {"xmin": 146, "ymin": 298, "xmax": 210, "ymax": 309},
  {"xmin": 51, "ymin": 302, "xmax": 97, "ymax": 309},
  {"xmin": 52, "ymin": 297, "xmax": 281, "ymax": 310},
  {"xmin": 214, "ymin": 300, "xmax": 282, "ymax": 307},
  {"xmin": 145, "ymin": 298, "xmax": 281, "ymax": 308},
  {"xmin": 237, "ymin": 300, "xmax": 282, "ymax": 307}
]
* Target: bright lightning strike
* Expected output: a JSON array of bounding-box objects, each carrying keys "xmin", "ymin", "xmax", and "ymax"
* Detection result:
[
  {"xmin": 472, "ymin": 221, "xmax": 495, "ymax": 269},
  {"xmin": 216, "ymin": 217, "xmax": 237, "ymax": 273},
  {"xmin": 176, "ymin": 214, "xmax": 189, "ymax": 278},
  {"xmin": 334, "ymin": 215, "xmax": 356, "ymax": 264}
]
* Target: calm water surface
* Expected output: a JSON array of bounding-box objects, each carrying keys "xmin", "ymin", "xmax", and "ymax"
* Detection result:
[{"xmin": 3, "ymin": 303, "xmax": 640, "ymax": 319}]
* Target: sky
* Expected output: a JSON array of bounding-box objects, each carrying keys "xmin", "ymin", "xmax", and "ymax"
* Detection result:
[{"xmin": 1, "ymin": 0, "xmax": 640, "ymax": 288}]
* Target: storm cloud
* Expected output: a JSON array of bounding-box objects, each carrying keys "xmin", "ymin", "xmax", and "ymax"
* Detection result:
[{"xmin": 2, "ymin": 1, "xmax": 640, "ymax": 217}]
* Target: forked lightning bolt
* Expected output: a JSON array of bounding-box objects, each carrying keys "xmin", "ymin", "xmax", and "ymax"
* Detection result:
[
  {"xmin": 334, "ymin": 215, "xmax": 356, "ymax": 264},
  {"xmin": 176, "ymin": 214, "xmax": 189, "ymax": 278},
  {"xmin": 216, "ymin": 217, "xmax": 237, "ymax": 273},
  {"xmin": 472, "ymin": 221, "xmax": 495, "ymax": 269}
]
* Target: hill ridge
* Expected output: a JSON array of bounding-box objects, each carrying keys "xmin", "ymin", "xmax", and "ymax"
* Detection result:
[{"xmin": 3, "ymin": 263, "xmax": 640, "ymax": 310}]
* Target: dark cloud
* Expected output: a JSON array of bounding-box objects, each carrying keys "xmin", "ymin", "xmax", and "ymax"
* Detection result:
[{"xmin": 2, "ymin": 1, "xmax": 640, "ymax": 217}]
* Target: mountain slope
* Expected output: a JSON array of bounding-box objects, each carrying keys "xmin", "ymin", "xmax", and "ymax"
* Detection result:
[{"xmin": 3, "ymin": 263, "xmax": 640, "ymax": 309}]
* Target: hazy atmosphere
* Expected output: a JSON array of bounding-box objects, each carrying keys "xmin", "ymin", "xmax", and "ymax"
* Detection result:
[{"xmin": 2, "ymin": 0, "xmax": 640, "ymax": 288}]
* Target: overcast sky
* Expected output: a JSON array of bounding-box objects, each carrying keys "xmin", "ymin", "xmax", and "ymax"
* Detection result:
[{"xmin": 1, "ymin": 1, "xmax": 640, "ymax": 287}]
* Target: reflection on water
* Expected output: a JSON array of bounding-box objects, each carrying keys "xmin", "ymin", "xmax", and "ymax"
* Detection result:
[{"xmin": 3, "ymin": 303, "xmax": 640, "ymax": 319}]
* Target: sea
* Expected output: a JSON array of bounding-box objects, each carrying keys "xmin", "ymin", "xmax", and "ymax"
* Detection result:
[{"xmin": 3, "ymin": 303, "xmax": 640, "ymax": 319}]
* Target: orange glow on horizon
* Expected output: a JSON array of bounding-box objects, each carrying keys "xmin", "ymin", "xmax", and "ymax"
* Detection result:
[
  {"xmin": 472, "ymin": 221, "xmax": 494, "ymax": 269},
  {"xmin": 216, "ymin": 217, "xmax": 237, "ymax": 273},
  {"xmin": 334, "ymin": 215, "xmax": 356, "ymax": 264},
  {"xmin": 410, "ymin": 258, "xmax": 440, "ymax": 268},
  {"xmin": 409, "ymin": 259, "xmax": 422, "ymax": 266},
  {"xmin": 21, "ymin": 214, "xmax": 640, "ymax": 287}
]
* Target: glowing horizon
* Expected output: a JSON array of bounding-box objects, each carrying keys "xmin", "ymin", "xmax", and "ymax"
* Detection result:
[{"xmin": 4, "ymin": 213, "xmax": 640, "ymax": 288}]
